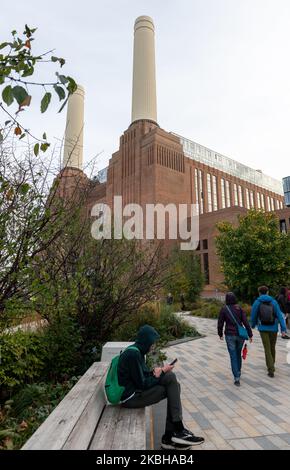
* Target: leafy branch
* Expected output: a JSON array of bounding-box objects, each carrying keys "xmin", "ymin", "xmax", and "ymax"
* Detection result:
[{"xmin": 0, "ymin": 24, "xmax": 77, "ymax": 153}]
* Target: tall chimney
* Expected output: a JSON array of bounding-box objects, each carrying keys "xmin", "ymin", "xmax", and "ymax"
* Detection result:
[
  {"xmin": 63, "ymin": 85, "xmax": 84, "ymax": 170},
  {"xmin": 131, "ymin": 16, "xmax": 157, "ymax": 124}
]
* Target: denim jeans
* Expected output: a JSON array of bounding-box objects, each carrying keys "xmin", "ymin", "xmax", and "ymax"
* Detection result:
[{"xmin": 225, "ymin": 335, "xmax": 245, "ymax": 381}]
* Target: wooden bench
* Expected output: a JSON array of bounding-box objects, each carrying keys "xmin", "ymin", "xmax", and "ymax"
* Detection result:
[{"xmin": 22, "ymin": 362, "xmax": 148, "ymax": 450}]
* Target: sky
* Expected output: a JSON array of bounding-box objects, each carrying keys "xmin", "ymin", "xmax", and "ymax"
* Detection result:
[{"xmin": 1, "ymin": 0, "xmax": 290, "ymax": 181}]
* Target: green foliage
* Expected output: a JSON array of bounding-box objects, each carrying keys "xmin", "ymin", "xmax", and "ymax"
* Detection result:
[
  {"xmin": 40, "ymin": 316, "xmax": 82, "ymax": 381},
  {"xmin": 166, "ymin": 248, "xmax": 204, "ymax": 303},
  {"xmin": 216, "ymin": 210, "xmax": 290, "ymax": 302},
  {"xmin": 0, "ymin": 25, "xmax": 77, "ymax": 144},
  {"xmin": 0, "ymin": 331, "xmax": 46, "ymax": 390},
  {"xmin": 190, "ymin": 298, "xmax": 224, "ymax": 319},
  {"xmin": 113, "ymin": 303, "xmax": 200, "ymax": 345},
  {"xmin": 0, "ymin": 378, "xmax": 79, "ymax": 450}
]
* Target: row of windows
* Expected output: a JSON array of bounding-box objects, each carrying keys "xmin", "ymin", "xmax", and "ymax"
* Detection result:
[{"xmin": 194, "ymin": 170, "xmax": 284, "ymax": 214}]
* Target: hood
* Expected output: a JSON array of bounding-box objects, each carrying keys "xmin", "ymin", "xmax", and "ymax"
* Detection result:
[
  {"xmin": 257, "ymin": 294, "xmax": 274, "ymax": 303},
  {"xmin": 135, "ymin": 324, "xmax": 160, "ymax": 354}
]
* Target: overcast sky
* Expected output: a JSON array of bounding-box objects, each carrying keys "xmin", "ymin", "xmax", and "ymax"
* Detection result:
[{"xmin": 2, "ymin": 0, "xmax": 290, "ymax": 181}]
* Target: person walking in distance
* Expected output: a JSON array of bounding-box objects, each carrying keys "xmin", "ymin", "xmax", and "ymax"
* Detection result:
[
  {"xmin": 251, "ymin": 286, "xmax": 287, "ymax": 378},
  {"xmin": 218, "ymin": 292, "xmax": 253, "ymax": 386}
]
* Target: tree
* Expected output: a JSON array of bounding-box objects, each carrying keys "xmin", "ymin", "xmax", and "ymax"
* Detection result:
[
  {"xmin": 0, "ymin": 25, "xmax": 77, "ymax": 153},
  {"xmin": 216, "ymin": 209, "xmax": 290, "ymax": 302},
  {"xmin": 166, "ymin": 248, "xmax": 204, "ymax": 303}
]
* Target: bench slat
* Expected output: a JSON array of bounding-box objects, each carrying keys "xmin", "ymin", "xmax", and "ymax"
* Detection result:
[
  {"xmin": 89, "ymin": 406, "xmax": 146, "ymax": 450},
  {"xmin": 22, "ymin": 362, "xmax": 108, "ymax": 450}
]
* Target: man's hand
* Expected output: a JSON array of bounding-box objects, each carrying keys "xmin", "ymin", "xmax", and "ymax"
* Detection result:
[
  {"xmin": 153, "ymin": 364, "xmax": 175, "ymax": 378},
  {"xmin": 153, "ymin": 367, "xmax": 163, "ymax": 378},
  {"xmin": 219, "ymin": 336, "xmax": 224, "ymax": 340},
  {"xmin": 249, "ymin": 337, "xmax": 253, "ymax": 343}
]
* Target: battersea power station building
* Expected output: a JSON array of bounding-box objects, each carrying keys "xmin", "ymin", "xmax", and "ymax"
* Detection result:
[{"xmin": 58, "ymin": 16, "xmax": 290, "ymax": 291}]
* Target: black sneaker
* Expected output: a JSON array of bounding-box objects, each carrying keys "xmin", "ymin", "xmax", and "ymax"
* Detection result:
[
  {"xmin": 161, "ymin": 435, "xmax": 192, "ymax": 450},
  {"xmin": 268, "ymin": 372, "xmax": 274, "ymax": 378},
  {"xmin": 171, "ymin": 429, "xmax": 205, "ymax": 446},
  {"xmin": 282, "ymin": 334, "xmax": 290, "ymax": 339},
  {"xmin": 234, "ymin": 380, "xmax": 240, "ymax": 387}
]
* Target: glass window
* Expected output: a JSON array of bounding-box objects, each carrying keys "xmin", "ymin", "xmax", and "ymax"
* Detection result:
[
  {"xmin": 250, "ymin": 190, "xmax": 254, "ymax": 208},
  {"xmin": 212, "ymin": 175, "xmax": 218, "ymax": 210},
  {"xmin": 207, "ymin": 174, "xmax": 212, "ymax": 212},
  {"xmin": 203, "ymin": 239, "xmax": 208, "ymax": 250},
  {"xmin": 199, "ymin": 170, "xmax": 204, "ymax": 214},
  {"xmin": 225, "ymin": 180, "xmax": 231, "ymax": 207},
  {"xmin": 194, "ymin": 169, "xmax": 199, "ymax": 209},
  {"xmin": 238, "ymin": 185, "xmax": 243, "ymax": 207},
  {"xmin": 246, "ymin": 189, "xmax": 250, "ymax": 209},
  {"xmin": 234, "ymin": 183, "xmax": 238, "ymax": 206},
  {"xmin": 257, "ymin": 192, "xmax": 261, "ymax": 209},
  {"xmin": 221, "ymin": 178, "xmax": 226, "ymax": 209},
  {"xmin": 267, "ymin": 195, "xmax": 270, "ymax": 211},
  {"xmin": 261, "ymin": 193, "xmax": 265, "ymax": 210}
]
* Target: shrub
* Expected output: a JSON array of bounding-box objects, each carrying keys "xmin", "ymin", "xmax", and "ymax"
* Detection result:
[
  {"xmin": 0, "ymin": 331, "xmax": 46, "ymax": 394},
  {"xmin": 191, "ymin": 298, "xmax": 224, "ymax": 319},
  {"xmin": 40, "ymin": 316, "xmax": 82, "ymax": 381},
  {"xmin": 113, "ymin": 303, "xmax": 199, "ymax": 345}
]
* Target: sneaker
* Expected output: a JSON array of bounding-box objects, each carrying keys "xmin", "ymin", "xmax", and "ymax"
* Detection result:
[
  {"xmin": 161, "ymin": 435, "xmax": 192, "ymax": 450},
  {"xmin": 234, "ymin": 380, "xmax": 240, "ymax": 387},
  {"xmin": 282, "ymin": 334, "xmax": 290, "ymax": 339},
  {"xmin": 171, "ymin": 429, "xmax": 205, "ymax": 446},
  {"xmin": 268, "ymin": 372, "xmax": 274, "ymax": 378}
]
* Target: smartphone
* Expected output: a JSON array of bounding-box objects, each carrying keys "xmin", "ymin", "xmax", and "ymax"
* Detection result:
[{"xmin": 169, "ymin": 358, "xmax": 178, "ymax": 366}]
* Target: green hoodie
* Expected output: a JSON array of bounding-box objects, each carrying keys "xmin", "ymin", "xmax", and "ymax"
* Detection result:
[{"xmin": 117, "ymin": 325, "xmax": 161, "ymax": 402}]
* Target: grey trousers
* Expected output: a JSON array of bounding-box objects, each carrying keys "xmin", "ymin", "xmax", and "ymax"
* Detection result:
[{"xmin": 122, "ymin": 371, "xmax": 183, "ymax": 434}]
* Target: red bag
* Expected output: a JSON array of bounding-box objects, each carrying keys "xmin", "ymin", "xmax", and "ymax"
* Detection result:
[{"xmin": 242, "ymin": 343, "xmax": 248, "ymax": 360}]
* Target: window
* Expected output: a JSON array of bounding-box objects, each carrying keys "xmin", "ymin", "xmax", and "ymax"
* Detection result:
[
  {"xmin": 203, "ymin": 253, "xmax": 209, "ymax": 284},
  {"xmin": 199, "ymin": 170, "xmax": 204, "ymax": 214},
  {"xmin": 203, "ymin": 239, "xmax": 208, "ymax": 250},
  {"xmin": 212, "ymin": 175, "xmax": 218, "ymax": 211},
  {"xmin": 250, "ymin": 190, "xmax": 254, "ymax": 208},
  {"xmin": 234, "ymin": 183, "xmax": 238, "ymax": 206},
  {"xmin": 267, "ymin": 195, "xmax": 270, "ymax": 211},
  {"xmin": 225, "ymin": 180, "xmax": 231, "ymax": 207},
  {"xmin": 238, "ymin": 185, "xmax": 243, "ymax": 207},
  {"xmin": 194, "ymin": 169, "xmax": 199, "ymax": 208},
  {"xmin": 221, "ymin": 179, "xmax": 226, "ymax": 209},
  {"xmin": 207, "ymin": 174, "xmax": 212, "ymax": 212},
  {"xmin": 271, "ymin": 197, "xmax": 275, "ymax": 211},
  {"xmin": 257, "ymin": 192, "xmax": 261, "ymax": 209},
  {"xmin": 280, "ymin": 219, "xmax": 287, "ymax": 234},
  {"xmin": 261, "ymin": 193, "xmax": 265, "ymax": 210},
  {"xmin": 245, "ymin": 188, "xmax": 250, "ymax": 209}
]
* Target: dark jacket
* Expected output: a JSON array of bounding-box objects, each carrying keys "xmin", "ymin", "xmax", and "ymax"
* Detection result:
[
  {"xmin": 118, "ymin": 325, "xmax": 161, "ymax": 402},
  {"xmin": 218, "ymin": 304, "xmax": 253, "ymax": 338},
  {"xmin": 276, "ymin": 294, "xmax": 287, "ymax": 314}
]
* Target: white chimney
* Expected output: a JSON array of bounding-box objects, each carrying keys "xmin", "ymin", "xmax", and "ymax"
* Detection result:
[
  {"xmin": 131, "ymin": 16, "xmax": 157, "ymax": 124},
  {"xmin": 63, "ymin": 85, "xmax": 84, "ymax": 170}
]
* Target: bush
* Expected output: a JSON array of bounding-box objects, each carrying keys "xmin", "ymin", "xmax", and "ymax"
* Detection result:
[
  {"xmin": 0, "ymin": 331, "xmax": 46, "ymax": 394},
  {"xmin": 191, "ymin": 298, "xmax": 252, "ymax": 319},
  {"xmin": 113, "ymin": 303, "xmax": 200, "ymax": 345},
  {"xmin": 190, "ymin": 298, "xmax": 224, "ymax": 319},
  {"xmin": 0, "ymin": 378, "xmax": 79, "ymax": 450},
  {"xmin": 0, "ymin": 316, "xmax": 83, "ymax": 397},
  {"xmin": 40, "ymin": 316, "xmax": 82, "ymax": 381}
]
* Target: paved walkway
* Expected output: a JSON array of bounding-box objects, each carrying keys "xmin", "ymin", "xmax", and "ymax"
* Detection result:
[{"xmin": 163, "ymin": 314, "xmax": 290, "ymax": 450}]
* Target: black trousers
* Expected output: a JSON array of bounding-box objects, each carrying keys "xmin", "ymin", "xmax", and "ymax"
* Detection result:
[{"xmin": 122, "ymin": 371, "xmax": 183, "ymax": 434}]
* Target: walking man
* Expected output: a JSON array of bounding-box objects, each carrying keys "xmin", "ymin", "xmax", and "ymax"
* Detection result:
[{"xmin": 251, "ymin": 286, "xmax": 287, "ymax": 377}]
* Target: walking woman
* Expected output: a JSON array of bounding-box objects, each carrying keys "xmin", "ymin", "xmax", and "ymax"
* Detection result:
[{"xmin": 218, "ymin": 292, "xmax": 253, "ymax": 386}]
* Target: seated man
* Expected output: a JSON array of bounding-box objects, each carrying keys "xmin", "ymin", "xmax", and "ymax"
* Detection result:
[{"xmin": 118, "ymin": 324, "xmax": 205, "ymax": 450}]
